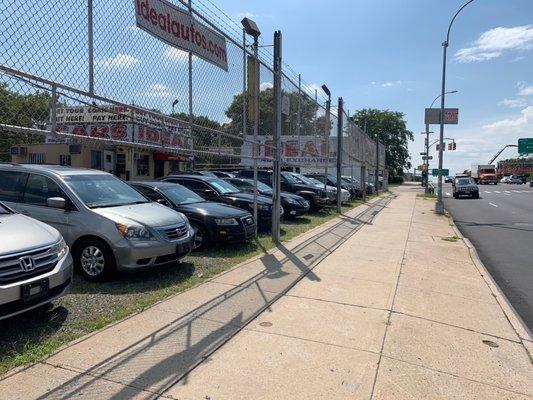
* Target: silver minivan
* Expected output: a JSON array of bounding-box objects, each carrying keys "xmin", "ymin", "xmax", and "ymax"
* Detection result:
[
  {"xmin": 0, "ymin": 201, "xmax": 72, "ymax": 320},
  {"xmin": 0, "ymin": 164, "xmax": 195, "ymax": 281}
]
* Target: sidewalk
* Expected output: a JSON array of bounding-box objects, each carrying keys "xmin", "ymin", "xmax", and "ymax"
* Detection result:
[{"xmin": 2, "ymin": 186, "xmax": 533, "ymax": 399}]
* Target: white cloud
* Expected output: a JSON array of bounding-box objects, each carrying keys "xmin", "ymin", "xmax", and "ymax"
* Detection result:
[
  {"xmin": 483, "ymin": 106, "xmax": 533, "ymax": 133},
  {"xmin": 381, "ymin": 80, "xmax": 401, "ymax": 88},
  {"xmin": 97, "ymin": 53, "xmax": 139, "ymax": 69},
  {"xmin": 455, "ymin": 25, "xmax": 533, "ymax": 63},
  {"xmin": 500, "ymin": 98, "xmax": 528, "ymax": 108},
  {"xmin": 511, "ymin": 56, "xmax": 526, "ymax": 62},
  {"xmin": 164, "ymin": 47, "xmax": 197, "ymax": 62},
  {"xmin": 260, "ymin": 82, "xmax": 273, "ymax": 91},
  {"xmin": 140, "ymin": 83, "xmax": 176, "ymax": 98},
  {"xmin": 517, "ymin": 81, "xmax": 533, "ymax": 96}
]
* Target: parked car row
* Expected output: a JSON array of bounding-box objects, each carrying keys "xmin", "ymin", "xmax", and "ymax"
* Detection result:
[
  {"xmin": 0, "ymin": 164, "xmax": 371, "ymax": 320},
  {"xmin": 500, "ymin": 174, "xmax": 529, "ymax": 184}
]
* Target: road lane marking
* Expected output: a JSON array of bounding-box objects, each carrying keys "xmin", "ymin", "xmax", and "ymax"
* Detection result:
[
  {"xmin": 446, "ymin": 192, "xmax": 451, "ymax": 196},
  {"xmin": 484, "ymin": 191, "xmax": 491, "ymax": 193},
  {"xmin": 489, "ymin": 202, "xmax": 498, "ymax": 207},
  {"xmin": 512, "ymin": 190, "xmax": 520, "ymax": 193},
  {"xmin": 505, "ymin": 193, "xmax": 511, "ymax": 196},
  {"xmin": 494, "ymin": 191, "xmax": 501, "ymax": 193},
  {"xmin": 504, "ymin": 190, "xmax": 511, "ymax": 193}
]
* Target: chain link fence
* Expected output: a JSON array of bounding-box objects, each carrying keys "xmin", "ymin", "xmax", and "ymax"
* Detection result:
[{"xmin": 0, "ymin": 0, "xmax": 386, "ymax": 236}]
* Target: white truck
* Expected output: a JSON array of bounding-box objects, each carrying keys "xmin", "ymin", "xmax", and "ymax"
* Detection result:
[{"xmin": 471, "ymin": 164, "xmax": 498, "ymax": 185}]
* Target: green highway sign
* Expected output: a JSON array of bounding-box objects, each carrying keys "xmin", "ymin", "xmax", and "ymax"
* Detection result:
[
  {"xmin": 518, "ymin": 138, "xmax": 533, "ymax": 154},
  {"xmin": 432, "ymin": 168, "xmax": 449, "ymax": 176}
]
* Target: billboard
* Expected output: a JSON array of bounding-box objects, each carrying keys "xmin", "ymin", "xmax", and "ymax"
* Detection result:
[
  {"xmin": 48, "ymin": 106, "xmax": 192, "ymax": 151},
  {"xmin": 424, "ymin": 108, "xmax": 459, "ymax": 125},
  {"xmin": 134, "ymin": 0, "xmax": 228, "ymax": 71}
]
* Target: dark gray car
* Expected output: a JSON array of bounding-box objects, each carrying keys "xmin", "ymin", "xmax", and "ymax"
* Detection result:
[{"xmin": 453, "ymin": 177, "xmax": 479, "ymax": 199}]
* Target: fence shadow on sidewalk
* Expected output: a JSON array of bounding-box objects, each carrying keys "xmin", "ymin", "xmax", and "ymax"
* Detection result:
[{"xmin": 28, "ymin": 196, "xmax": 393, "ymax": 400}]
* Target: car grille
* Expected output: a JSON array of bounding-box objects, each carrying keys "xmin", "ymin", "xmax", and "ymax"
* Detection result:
[
  {"xmin": 241, "ymin": 216, "xmax": 255, "ymax": 226},
  {"xmin": 0, "ymin": 245, "xmax": 59, "ymax": 284},
  {"xmin": 161, "ymin": 224, "xmax": 189, "ymax": 241}
]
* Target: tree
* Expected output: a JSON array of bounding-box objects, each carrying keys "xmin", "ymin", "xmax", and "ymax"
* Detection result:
[
  {"xmin": 0, "ymin": 83, "xmax": 52, "ymax": 161},
  {"xmin": 224, "ymin": 87, "xmax": 327, "ymax": 137},
  {"xmin": 350, "ymin": 109, "xmax": 413, "ymax": 176}
]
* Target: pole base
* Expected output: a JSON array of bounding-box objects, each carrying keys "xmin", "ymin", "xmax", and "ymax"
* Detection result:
[{"xmin": 435, "ymin": 200, "xmax": 445, "ymax": 214}]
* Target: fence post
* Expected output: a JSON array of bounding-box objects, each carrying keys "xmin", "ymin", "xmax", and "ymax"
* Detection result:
[
  {"xmin": 271, "ymin": 31, "xmax": 282, "ymax": 242},
  {"xmin": 50, "ymin": 84, "xmax": 58, "ymax": 134},
  {"xmin": 361, "ymin": 165, "xmax": 366, "ymax": 201},
  {"xmin": 87, "ymin": 0, "xmax": 94, "ymax": 95},
  {"xmin": 375, "ymin": 135, "xmax": 379, "ymax": 195},
  {"xmin": 252, "ymin": 36, "xmax": 260, "ymax": 237},
  {"xmin": 323, "ymin": 98, "xmax": 331, "ymax": 196},
  {"xmin": 336, "ymin": 97, "xmax": 343, "ymax": 213},
  {"xmin": 187, "ymin": 0, "xmax": 194, "ymax": 170}
]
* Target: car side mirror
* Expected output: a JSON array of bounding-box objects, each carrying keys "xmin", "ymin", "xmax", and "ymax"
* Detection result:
[
  {"xmin": 47, "ymin": 197, "xmax": 66, "ymax": 209},
  {"xmin": 203, "ymin": 189, "xmax": 217, "ymax": 198},
  {"xmin": 156, "ymin": 198, "xmax": 170, "ymax": 207}
]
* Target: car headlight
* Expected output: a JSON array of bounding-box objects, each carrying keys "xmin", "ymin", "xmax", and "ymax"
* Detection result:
[
  {"xmin": 288, "ymin": 198, "xmax": 299, "ymax": 205},
  {"xmin": 214, "ymin": 218, "xmax": 238, "ymax": 225},
  {"xmin": 51, "ymin": 238, "xmax": 68, "ymax": 259},
  {"xmin": 116, "ymin": 223, "xmax": 156, "ymax": 241}
]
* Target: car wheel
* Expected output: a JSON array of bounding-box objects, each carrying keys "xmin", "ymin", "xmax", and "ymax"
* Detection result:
[
  {"xmin": 191, "ymin": 223, "xmax": 210, "ymax": 251},
  {"xmin": 453, "ymin": 193, "xmax": 457, "ymax": 198},
  {"xmin": 74, "ymin": 238, "xmax": 116, "ymax": 282}
]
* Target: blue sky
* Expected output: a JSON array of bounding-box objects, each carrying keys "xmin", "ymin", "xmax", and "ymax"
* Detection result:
[{"xmin": 212, "ymin": 0, "xmax": 533, "ymax": 174}]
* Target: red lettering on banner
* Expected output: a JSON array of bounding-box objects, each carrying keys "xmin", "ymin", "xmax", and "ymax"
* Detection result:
[
  {"xmin": 264, "ymin": 140, "xmax": 273, "ymax": 157},
  {"xmin": 149, "ymin": 9, "xmax": 157, "ymax": 25},
  {"xmin": 285, "ymin": 140, "xmax": 298, "ymax": 157}
]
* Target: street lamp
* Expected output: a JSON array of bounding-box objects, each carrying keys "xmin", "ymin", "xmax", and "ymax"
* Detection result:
[
  {"xmin": 436, "ymin": 0, "xmax": 475, "ymax": 214},
  {"xmin": 241, "ymin": 17, "xmax": 261, "ymax": 236},
  {"xmin": 171, "ymin": 99, "xmax": 179, "ymax": 115},
  {"xmin": 424, "ymin": 90, "xmax": 458, "ymax": 193},
  {"xmin": 321, "ymin": 84, "xmax": 331, "ymax": 195}
]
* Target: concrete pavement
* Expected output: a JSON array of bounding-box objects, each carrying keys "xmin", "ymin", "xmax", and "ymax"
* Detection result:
[{"xmin": 2, "ymin": 186, "xmax": 532, "ymax": 399}]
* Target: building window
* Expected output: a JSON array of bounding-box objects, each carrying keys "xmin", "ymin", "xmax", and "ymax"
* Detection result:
[
  {"xmin": 28, "ymin": 153, "xmax": 46, "ymax": 164},
  {"xmin": 59, "ymin": 155, "xmax": 71, "ymax": 166},
  {"xmin": 137, "ymin": 154, "xmax": 150, "ymax": 177}
]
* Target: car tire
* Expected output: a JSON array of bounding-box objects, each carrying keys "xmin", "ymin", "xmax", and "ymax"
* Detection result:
[
  {"xmin": 191, "ymin": 222, "xmax": 210, "ymax": 251},
  {"xmin": 453, "ymin": 193, "xmax": 458, "ymax": 199},
  {"xmin": 74, "ymin": 238, "xmax": 116, "ymax": 282},
  {"xmin": 473, "ymin": 193, "xmax": 479, "ymax": 199}
]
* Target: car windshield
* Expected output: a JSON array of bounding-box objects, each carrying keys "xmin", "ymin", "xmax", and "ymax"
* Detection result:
[
  {"xmin": 290, "ymin": 173, "xmax": 316, "ymax": 185},
  {"xmin": 64, "ymin": 174, "xmax": 149, "ymax": 208},
  {"xmin": 457, "ymin": 178, "xmax": 473, "ymax": 186},
  {"xmin": 160, "ymin": 185, "xmax": 205, "ymax": 205},
  {"xmin": 281, "ymin": 172, "xmax": 299, "ymax": 184},
  {"xmin": 209, "ymin": 179, "xmax": 240, "ymax": 194}
]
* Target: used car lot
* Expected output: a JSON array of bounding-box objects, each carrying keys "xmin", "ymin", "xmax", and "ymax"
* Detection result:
[{"xmin": 0, "ymin": 163, "xmax": 377, "ymax": 374}]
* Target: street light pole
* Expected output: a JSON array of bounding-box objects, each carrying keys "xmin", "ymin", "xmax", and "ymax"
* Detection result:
[{"xmin": 436, "ymin": 0, "xmax": 475, "ymax": 215}]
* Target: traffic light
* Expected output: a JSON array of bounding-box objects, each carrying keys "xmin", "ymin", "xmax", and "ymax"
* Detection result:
[
  {"xmin": 448, "ymin": 142, "xmax": 452, "ymax": 150},
  {"xmin": 453, "ymin": 142, "xmax": 457, "ymax": 150},
  {"xmin": 436, "ymin": 144, "xmax": 440, "ymax": 151}
]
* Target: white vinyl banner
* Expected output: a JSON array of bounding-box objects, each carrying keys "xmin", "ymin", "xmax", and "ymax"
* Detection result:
[{"xmin": 134, "ymin": 0, "xmax": 228, "ymax": 71}]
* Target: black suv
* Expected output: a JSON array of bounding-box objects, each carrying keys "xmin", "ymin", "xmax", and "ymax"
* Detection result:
[
  {"xmin": 224, "ymin": 177, "xmax": 310, "ymax": 218},
  {"xmin": 129, "ymin": 181, "xmax": 255, "ymax": 250},
  {"xmin": 237, "ymin": 170, "xmax": 327, "ymax": 211},
  {"xmin": 161, "ymin": 175, "xmax": 280, "ymax": 228}
]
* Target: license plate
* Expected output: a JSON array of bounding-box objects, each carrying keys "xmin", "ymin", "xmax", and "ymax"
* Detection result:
[
  {"xmin": 21, "ymin": 279, "xmax": 49, "ymax": 303},
  {"xmin": 245, "ymin": 225, "xmax": 255, "ymax": 235}
]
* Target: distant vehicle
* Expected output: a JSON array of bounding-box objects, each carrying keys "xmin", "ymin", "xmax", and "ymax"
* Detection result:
[
  {"xmin": 0, "ymin": 165, "xmax": 195, "ymax": 281},
  {"xmin": 514, "ymin": 174, "xmax": 527, "ymax": 184},
  {"xmin": 445, "ymin": 176, "xmax": 454, "ymax": 183},
  {"xmin": 223, "ymin": 177, "xmax": 310, "ymax": 218},
  {"xmin": 507, "ymin": 175, "xmax": 523, "ymax": 185},
  {"xmin": 342, "ymin": 176, "xmax": 372, "ymax": 196},
  {"xmin": 168, "ymin": 170, "xmax": 217, "ymax": 177},
  {"xmin": 500, "ymin": 176, "xmax": 511, "ymax": 184},
  {"xmin": 237, "ymin": 170, "xmax": 328, "ymax": 211},
  {"xmin": 453, "ymin": 173, "xmax": 469, "ymax": 186},
  {"xmin": 0, "ymin": 201, "xmax": 73, "ymax": 320},
  {"xmin": 294, "ymin": 174, "xmax": 336, "ymax": 204},
  {"xmin": 304, "ymin": 173, "xmax": 356, "ymax": 200},
  {"xmin": 530, "ymin": 180, "xmax": 533, "ymax": 188},
  {"xmin": 471, "ymin": 164, "xmax": 498, "ymax": 185},
  {"xmin": 129, "ymin": 181, "xmax": 255, "ymax": 250},
  {"xmin": 453, "ymin": 177, "xmax": 479, "ymax": 199},
  {"xmin": 161, "ymin": 174, "xmax": 280, "ymax": 228}
]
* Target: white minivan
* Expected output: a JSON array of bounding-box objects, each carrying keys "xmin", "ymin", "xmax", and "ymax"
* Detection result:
[{"xmin": 0, "ymin": 164, "xmax": 195, "ymax": 281}]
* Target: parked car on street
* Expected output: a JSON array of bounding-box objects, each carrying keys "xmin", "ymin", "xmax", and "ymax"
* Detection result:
[
  {"xmin": 500, "ymin": 176, "xmax": 510, "ymax": 184},
  {"xmin": 507, "ymin": 175, "xmax": 523, "ymax": 184},
  {"xmin": 453, "ymin": 177, "xmax": 479, "ymax": 199},
  {"xmin": 0, "ymin": 164, "xmax": 195, "ymax": 281},
  {"xmin": 223, "ymin": 177, "xmax": 310, "ymax": 218},
  {"xmin": 161, "ymin": 174, "xmax": 280, "ymax": 228},
  {"xmin": 129, "ymin": 181, "xmax": 255, "ymax": 250},
  {"xmin": 0, "ymin": 201, "xmax": 73, "ymax": 320},
  {"xmin": 237, "ymin": 170, "xmax": 328, "ymax": 211},
  {"xmin": 445, "ymin": 176, "xmax": 454, "ymax": 183}
]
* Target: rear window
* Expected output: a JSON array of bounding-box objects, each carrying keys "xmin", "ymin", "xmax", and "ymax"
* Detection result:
[{"xmin": 0, "ymin": 171, "xmax": 28, "ymax": 202}]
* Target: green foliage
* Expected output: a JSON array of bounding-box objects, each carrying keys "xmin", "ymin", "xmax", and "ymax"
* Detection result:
[{"xmin": 350, "ymin": 109, "xmax": 413, "ymax": 176}]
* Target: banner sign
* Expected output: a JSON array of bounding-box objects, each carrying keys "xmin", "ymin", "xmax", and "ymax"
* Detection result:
[
  {"xmin": 240, "ymin": 135, "xmax": 337, "ymax": 167},
  {"xmin": 48, "ymin": 106, "xmax": 192, "ymax": 151},
  {"xmin": 135, "ymin": 0, "xmax": 228, "ymax": 71},
  {"xmin": 424, "ymin": 108, "xmax": 459, "ymax": 125}
]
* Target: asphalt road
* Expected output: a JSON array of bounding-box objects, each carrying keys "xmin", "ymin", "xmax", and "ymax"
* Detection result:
[{"xmin": 442, "ymin": 182, "xmax": 533, "ymax": 332}]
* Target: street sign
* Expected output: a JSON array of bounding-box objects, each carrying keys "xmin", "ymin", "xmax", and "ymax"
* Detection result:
[
  {"xmin": 425, "ymin": 108, "xmax": 459, "ymax": 125},
  {"xmin": 422, "ymin": 156, "xmax": 433, "ymax": 160},
  {"xmin": 518, "ymin": 138, "xmax": 533, "ymax": 154},
  {"xmin": 432, "ymin": 168, "xmax": 449, "ymax": 176}
]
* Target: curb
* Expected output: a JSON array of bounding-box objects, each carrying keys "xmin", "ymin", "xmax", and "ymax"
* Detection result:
[{"xmin": 448, "ymin": 212, "xmax": 533, "ymax": 350}]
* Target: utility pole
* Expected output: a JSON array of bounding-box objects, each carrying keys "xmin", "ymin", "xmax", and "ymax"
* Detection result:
[
  {"xmin": 336, "ymin": 97, "xmax": 343, "ymax": 212},
  {"xmin": 271, "ymin": 30, "xmax": 282, "ymax": 242},
  {"xmin": 425, "ymin": 123, "xmax": 430, "ymax": 194},
  {"xmin": 375, "ymin": 133, "xmax": 379, "ymax": 195}
]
